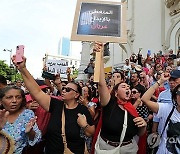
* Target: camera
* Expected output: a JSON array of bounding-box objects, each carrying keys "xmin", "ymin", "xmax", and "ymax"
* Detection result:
[{"xmin": 42, "ymin": 71, "xmax": 56, "ymax": 80}]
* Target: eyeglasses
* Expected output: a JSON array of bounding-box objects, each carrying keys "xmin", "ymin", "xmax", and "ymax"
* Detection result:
[
  {"xmin": 131, "ymin": 91, "xmax": 139, "ymax": 94},
  {"xmin": 62, "ymin": 87, "xmax": 78, "ymax": 93}
]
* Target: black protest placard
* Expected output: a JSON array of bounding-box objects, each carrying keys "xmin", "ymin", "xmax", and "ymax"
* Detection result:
[
  {"xmin": 71, "ymin": 0, "xmax": 127, "ymax": 43},
  {"xmin": 77, "ymin": 3, "xmax": 121, "ymax": 37}
]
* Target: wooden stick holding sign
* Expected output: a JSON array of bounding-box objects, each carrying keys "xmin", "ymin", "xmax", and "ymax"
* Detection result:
[{"xmin": 93, "ymin": 42, "xmax": 104, "ymax": 83}]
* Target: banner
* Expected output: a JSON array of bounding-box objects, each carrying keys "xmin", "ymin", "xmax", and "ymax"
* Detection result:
[{"xmin": 46, "ymin": 59, "xmax": 68, "ymax": 75}]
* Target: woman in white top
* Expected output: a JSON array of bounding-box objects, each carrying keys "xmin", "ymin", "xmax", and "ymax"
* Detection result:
[{"xmin": 142, "ymin": 73, "xmax": 180, "ymax": 154}]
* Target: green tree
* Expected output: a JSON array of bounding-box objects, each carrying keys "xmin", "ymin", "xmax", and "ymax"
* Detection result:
[{"xmin": 0, "ymin": 60, "xmax": 22, "ymax": 82}]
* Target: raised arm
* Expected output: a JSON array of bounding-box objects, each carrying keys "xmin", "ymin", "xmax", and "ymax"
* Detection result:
[
  {"xmin": 66, "ymin": 67, "xmax": 71, "ymax": 82},
  {"xmin": 12, "ymin": 56, "xmax": 51, "ymax": 111},
  {"xmin": 141, "ymin": 73, "xmax": 170, "ymax": 113},
  {"xmin": 94, "ymin": 42, "xmax": 110, "ymax": 106}
]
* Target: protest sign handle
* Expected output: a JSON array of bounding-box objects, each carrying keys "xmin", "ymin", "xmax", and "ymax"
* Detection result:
[{"xmin": 93, "ymin": 46, "xmax": 102, "ymax": 83}]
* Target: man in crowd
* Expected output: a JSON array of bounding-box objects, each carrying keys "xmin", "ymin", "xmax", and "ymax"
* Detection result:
[
  {"xmin": 123, "ymin": 58, "xmax": 131, "ymax": 71},
  {"xmin": 152, "ymin": 70, "xmax": 180, "ymax": 134},
  {"xmin": 130, "ymin": 72, "xmax": 146, "ymax": 95},
  {"xmin": 169, "ymin": 49, "xmax": 176, "ymax": 59}
]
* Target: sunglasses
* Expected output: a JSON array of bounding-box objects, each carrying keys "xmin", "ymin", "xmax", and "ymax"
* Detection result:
[
  {"xmin": 62, "ymin": 87, "xmax": 78, "ymax": 93},
  {"xmin": 131, "ymin": 91, "xmax": 139, "ymax": 94},
  {"xmin": 156, "ymin": 65, "xmax": 162, "ymax": 68}
]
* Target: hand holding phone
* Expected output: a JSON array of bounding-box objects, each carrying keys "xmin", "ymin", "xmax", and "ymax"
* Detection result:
[{"xmin": 16, "ymin": 45, "xmax": 24, "ymax": 63}]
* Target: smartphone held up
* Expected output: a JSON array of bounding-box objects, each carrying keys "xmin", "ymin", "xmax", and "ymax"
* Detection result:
[{"xmin": 16, "ymin": 45, "xmax": 24, "ymax": 63}]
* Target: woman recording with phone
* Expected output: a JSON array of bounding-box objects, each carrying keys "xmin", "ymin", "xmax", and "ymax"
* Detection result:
[{"xmin": 12, "ymin": 56, "xmax": 95, "ymax": 154}]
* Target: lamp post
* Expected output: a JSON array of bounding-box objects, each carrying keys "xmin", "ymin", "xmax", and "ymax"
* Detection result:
[
  {"xmin": 3, "ymin": 49, "xmax": 15, "ymax": 81},
  {"xmin": 72, "ymin": 65, "xmax": 75, "ymax": 72},
  {"xmin": 3, "ymin": 49, "xmax": 12, "ymax": 67}
]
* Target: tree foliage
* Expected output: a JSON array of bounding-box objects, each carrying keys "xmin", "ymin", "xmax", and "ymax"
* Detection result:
[{"xmin": 0, "ymin": 60, "xmax": 22, "ymax": 82}]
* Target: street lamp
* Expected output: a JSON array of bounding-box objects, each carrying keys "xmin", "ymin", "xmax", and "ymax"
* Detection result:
[
  {"xmin": 72, "ymin": 65, "xmax": 75, "ymax": 71},
  {"xmin": 3, "ymin": 49, "xmax": 15, "ymax": 81},
  {"xmin": 3, "ymin": 49, "xmax": 12, "ymax": 67}
]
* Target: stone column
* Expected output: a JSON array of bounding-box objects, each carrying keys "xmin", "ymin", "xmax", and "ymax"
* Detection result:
[{"xmin": 75, "ymin": 42, "xmax": 91, "ymax": 82}]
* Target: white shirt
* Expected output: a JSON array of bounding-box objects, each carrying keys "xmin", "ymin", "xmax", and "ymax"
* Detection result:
[
  {"xmin": 123, "ymin": 64, "xmax": 131, "ymax": 71},
  {"xmin": 156, "ymin": 103, "xmax": 180, "ymax": 154}
]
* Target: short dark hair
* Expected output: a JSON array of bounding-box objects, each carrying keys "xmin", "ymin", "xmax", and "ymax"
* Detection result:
[
  {"xmin": 131, "ymin": 71, "xmax": 141, "ymax": 79},
  {"xmin": 0, "ymin": 75, "xmax": 7, "ymax": 85},
  {"xmin": 172, "ymin": 84, "xmax": 180, "ymax": 105},
  {"xmin": 112, "ymin": 71, "xmax": 125, "ymax": 81}
]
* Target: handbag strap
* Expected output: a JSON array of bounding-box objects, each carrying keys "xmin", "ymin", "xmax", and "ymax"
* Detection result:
[
  {"xmin": 119, "ymin": 110, "xmax": 128, "ymax": 146},
  {"xmin": 160, "ymin": 105, "xmax": 175, "ymax": 138},
  {"xmin": 61, "ymin": 106, "xmax": 68, "ymax": 148}
]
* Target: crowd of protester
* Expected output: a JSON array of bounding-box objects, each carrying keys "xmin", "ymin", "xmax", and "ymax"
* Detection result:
[{"xmin": 0, "ymin": 45, "xmax": 180, "ymax": 154}]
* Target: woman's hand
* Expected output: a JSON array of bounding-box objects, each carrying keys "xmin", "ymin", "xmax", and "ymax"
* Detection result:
[
  {"xmin": 146, "ymin": 114, "xmax": 153, "ymax": 122},
  {"xmin": 26, "ymin": 101, "xmax": 39, "ymax": 110},
  {"xmin": 136, "ymin": 98, "xmax": 142, "ymax": 105},
  {"xmin": 77, "ymin": 113, "xmax": 88, "ymax": 128},
  {"xmin": 133, "ymin": 117, "xmax": 147, "ymax": 128},
  {"xmin": 11, "ymin": 55, "xmax": 26, "ymax": 71},
  {"xmin": 0, "ymin": 109, "xmax": 9, "ymax": 130},
  {"xmin": 25, "ymin": 116, "xmax": 37, "ymax": 133},
  {"xmin": 93, "ymin": 42, "xmax": 104, "ymax": 57},
  {"xmin": 42, "ymin": 65, "xmax": 47, "ymax": 72},
  {"xmin": 66, "ymin": 67, "xmax": 71, "ymax": 75},
  {"xmin": 79, "ymin": 96, "xmax": 87, "ymax": 106},
  {"xmin": 133, "ymin": 98, "xmax": 142, "ymax": 108},
  {"xmin": 159, "ymin": 72, "xmax": 170, "ymax": 84}
]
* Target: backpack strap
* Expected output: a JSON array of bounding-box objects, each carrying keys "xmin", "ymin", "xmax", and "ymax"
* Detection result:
[{"xmin": 160, "ymin": 105, "xmax": 175, "ymax": 138}]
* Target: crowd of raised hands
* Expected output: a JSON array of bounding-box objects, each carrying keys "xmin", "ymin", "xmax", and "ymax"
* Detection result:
[{"xmin": 0, "ymin": 42, "xmax": 180, "ymax": 154}]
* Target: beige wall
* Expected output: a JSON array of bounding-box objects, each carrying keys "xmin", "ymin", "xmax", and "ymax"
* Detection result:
[{"xmin": 104, "ymin": 0, "xmax": 180, "ymax": 69}]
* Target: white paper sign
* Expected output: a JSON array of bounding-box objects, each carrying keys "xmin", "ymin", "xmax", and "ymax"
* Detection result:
[{"xmin": 46, "ymin": 59, "xmax": 68, "ymax": 75}]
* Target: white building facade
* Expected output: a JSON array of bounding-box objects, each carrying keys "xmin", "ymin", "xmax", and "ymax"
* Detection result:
[{"xmin": 77, "ymin": 0, "xmax": 180, "ymax": 80}]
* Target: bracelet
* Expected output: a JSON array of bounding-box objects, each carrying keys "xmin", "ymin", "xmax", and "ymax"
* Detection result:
[
  {"xmin": 82, "ymin": 124, "xmax": 89, "ymax": 131},
  {"xmin": 156, "ymin": 81, "xmax": 160, "ymax": 86}
]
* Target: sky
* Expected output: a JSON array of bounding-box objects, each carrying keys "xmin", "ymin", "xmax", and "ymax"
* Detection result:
[{"xmin": 0, "ymin": 0, "xmax": 82, "ymax": 78}]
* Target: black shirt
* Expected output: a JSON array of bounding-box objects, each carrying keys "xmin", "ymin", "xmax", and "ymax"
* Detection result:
[
  {"xmin": 45, "ymin": 97, "xmax": 93, "ymax": 154},
  {"xmin": 101, "ymin": 98, "xmax": 138, "ymax": 142}
]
